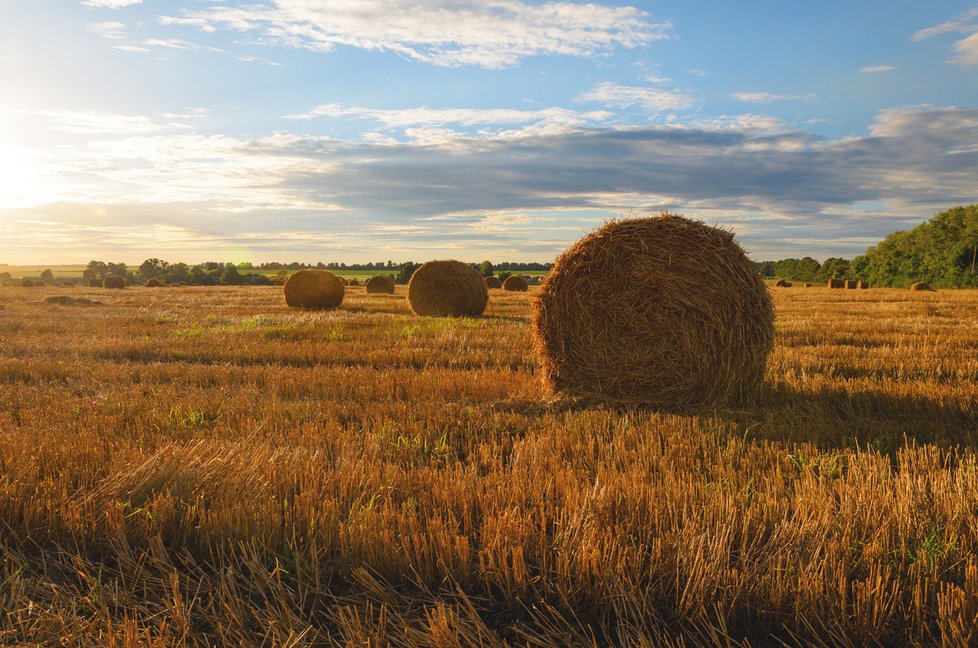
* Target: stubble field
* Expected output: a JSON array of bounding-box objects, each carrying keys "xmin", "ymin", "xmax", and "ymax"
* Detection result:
[{"xmin": 1, "ymin": 284, "xmax": 977, "ymax": 646}]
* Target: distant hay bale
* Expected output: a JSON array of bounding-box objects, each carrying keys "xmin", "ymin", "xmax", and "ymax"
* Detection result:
[
  {"xmin": 88, "ymin": 278, "xmax": 101, "ymax": 287},
  {"xmin": 407, "ymin": 260, "xmax": 488, "ymax": 317},
  {"xmin": 485, "ymin": 276, "xmax": 502, "ymax": 289},
  {"xmin": 145, "ymin": 278, "xmax": 164, "ymax": 288},
  {"xmin": 910, "ymin": 282, "xmax": 935, "ymax": 292},
  {"xmin": 21, "ymin": 279, "xmax": 34, "ymax": 287},
  {"xmin": 774, "ymin": 279, "xmax": 791, "ymax": 288},
  {"xmin": 283, "ymin": 269, "xmax": 344, "ymax": 310},
  {"xmin": 532, "ymin": 214, "xmax": 774, "ymax": 410},
  {"xmin": 503, "ymin": 275, "xmax": 529, "ymax": 291},
  {"xmin": 804, "ymin": 282, "xmax": 813, "ymax": 288},
  {"xmin": 337, "ymin": 276, "xmax": 349, "ymax": 286},
  {"xmin": 103, "ymin": 275, "xmax": 126, "ymax": 289},
  {"xmin": 827, "ymin": 278, "xmax": 845, "ymax": 289},
  {"xmin": 845, "ymin": 279, "xmax": 858, "ymax": 289},
  {"xmin": 858, "ymin": 280, "xmax": 870, "ymax": 289},
  {"xmin": 365, "ymin": 275, "xmax": 396, "ymax": 294},
  {"xmin": 349, "ymin": 278, "xmax": 360, "ymax": 286}
]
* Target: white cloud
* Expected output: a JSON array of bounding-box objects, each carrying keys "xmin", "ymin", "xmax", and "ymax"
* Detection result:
[
  {"xmin": 87, "ymin": 21, "xmax": 128, "ymax": 40},
  {"xmin": 82, "ymin": 0, "xmax": 142, "ymax": 7},
  {"xmin": 733, "ymin": 92, "xmax": 817, "ymax": 103},
  {"xmin": 286, "ymin": 104, "xmax": 611, "ymax": 131},
  {"xmin": 578, "ymin": 82, "xmax": 693, "ymax": 112},
  {"xmin": 860, "ymin": 65, "xmax": 897, "ymax": 73},
  {"xmin": 157, "ymin": 0, "xmax": 671, "ymax": 69},
  {"xmin": 914, "ymin": 9, "xmax": 978, "ymax": 67}
]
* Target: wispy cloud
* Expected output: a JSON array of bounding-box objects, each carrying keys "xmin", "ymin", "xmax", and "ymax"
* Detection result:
[
  {"xmin": 157, "ymin": 0, "xmax": 671, "ymax": 69},
  {"xmin": 733, "ymin": 92, "xmax": 817, "ymax": 103},
  {"xmin": 82, "ymin": 0, "xmax": 142, "ymax": 7},
  {"xmin": 860, "ymin": 65, "xmax": 897, "ymax": 73},
  {"xmin": 914, "ymin": 9, "xmax": 978, "ymax": 67},
  {"xmin": 578, "ymin": 82, "xmax": 693, "ymax": 112}
]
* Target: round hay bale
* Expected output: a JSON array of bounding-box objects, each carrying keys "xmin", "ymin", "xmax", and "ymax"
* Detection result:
[
  {"xmin": 774, "ymin": 279, "xmax": 791, "ymax": 288},
  {"xmin": 910, "ymin": 282, "xmax": 934, "ymax": 292},
  {"xmin": 485, "ymin": 276, "xmax": 502, "ymax": 289},
  {"xmin": 21, "ymin": 279, "xmax": 34, "ymax": 287},
  {"xmin": 845, "ymin": 279, "xmax": 858, "ymax": 289},
  {"xmin": 804, "ymin": 282, "xmax": 813, "ymax": 288},
  {"xmin": 88, "ymin": 278, "xmax": 102, "ymax": 287},
  {"xmin": 283, "ymin": 270, "xmax": 344, "ymax": 310},
  {"xmin": 503, "ymin": 275, "xmax": 529, "ymax": 292},
  {"xmin": 365, "ymin": 275, "xmax": 396, "ymax": 294},
  {"xmin": 827, "ymin": 278, "xmax": 845, "ymax": 289},
  {"xmin": 145, "ymin": 278, "xmax": 164, "ymax": 288},
  {"xmin": 858, "ymin": 280, "xmax": 870, "ymax": 289},
  {"xmin": 103, "ymin": 275, "xmax": 126, "ymax": 289},
  {"xmin": 532, "ymin": 214, "xmax": 774, "ymax": 410},
  {"xmin": 349, "ymin": 278, "xmax": 360, "ymax": 286},
  {"xmin": 337, "ymin": 276, "xmax": 349, "ymax": 286},
  {"xmin": 407, "ymin": 260, "xmax": 488, "ymax": 317}
]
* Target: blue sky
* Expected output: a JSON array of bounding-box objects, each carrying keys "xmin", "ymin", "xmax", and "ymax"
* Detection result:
[{"xmin": 1, "ymin": 0, "xmax": 977, "ymax": 264}]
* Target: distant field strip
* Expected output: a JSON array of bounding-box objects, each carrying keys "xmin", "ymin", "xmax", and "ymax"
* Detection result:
[{"xmin": 0, "ymin": 285, "xmax": 977, "ymax": 645}]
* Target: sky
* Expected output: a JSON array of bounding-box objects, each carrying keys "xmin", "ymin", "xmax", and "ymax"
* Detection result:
[{"xmin": 1, "ymin": 1, "xmax": 977, "ymax": 265}]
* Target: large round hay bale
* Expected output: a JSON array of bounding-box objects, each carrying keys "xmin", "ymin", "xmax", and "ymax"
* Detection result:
[
  {"xmin": 283, "ymin": 270, "xmax": 344, "ymax": 309},
  {"xmin": 804, "ymin": 282, "xmax": 813, "ymax": 288},
  {"xmin": 88, "ymin": 278, "xmax": 102, "ymax": 287},
  {"xmin": 103, "ymin": 275, "xmax": 126, "ymax": 289},
  {"xmin": 337, "ymin": 276, "xmax": 349, "ymax": 286},
  {"xmin": 774, "ymin": 279, "xmax": 791, "ymax": 288},
  {"xmin": 532, "ymin": 214, "xmax": 774, "ymax": 410},
  {"xmin": 365, "ymin": 275, "xmax": 396, "ymax": 294},
  {"xmin": 845, "ymin": 279, "xmax": 858, "ymax": 289},
  {"xmin": 485, "ymin": 276, "xmax": 502, "ymax": 289},
  {"xmin": 827, "ymin": 278, "xmax": 845, "ymax": 289},
  {"xmin": 145, "ymin": 278, "xmax": 164, "ymax": 288},
  {"xmin": 503, "ymin": 275, "xmax": 529, "ymax": 292},
  {"xmin": 910, "ymin": 282, "xmax": 934, "ymax": 292},
  {"xmin": 407, "ymin": 260, "xmax": 488, "ymax": 317},
  {"xmin": 349, "ymin": 278, "xmax": 360, "ymax": 286},
  {"xmin": 21, "ymin": 279, "xmax": 34, "ymax": 287},
  {"xmin": 858, "ymin": 280, "xmax": 870, "ymax": 289}
]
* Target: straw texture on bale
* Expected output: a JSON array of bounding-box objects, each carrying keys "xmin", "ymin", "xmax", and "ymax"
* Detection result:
[
  {"xmin": 365, "ymin": 275, "xmax": 396, "ymax": 294},
  {"xmin": 88, "ymin": 279, "xmax": 101, "ymax": 287},
  {"xmin": 858, "ymin": 280, "xmax": 870, "ymax": 289},
  {"xmin": 283, "ymin": 270, "xmax": 344, "ymax": 310},
  {"xmin": 503, "ymin": 275, "xmax": 529, "ymax": 292},
  {"xmin": 145, "ymin": 278, "xmax": 164, "ymax": 288},
  {"xmin": 532, "ymin": 214, "xmax": 774, "ymax": 411},
  {"xmin": 827, "ymin": 278, "xmax": 845, "ymax": 289},
  {"xmin": 774, "ymin": 279, "xmax": 791, "ymax": 288},
  {"xmin": 103, "ymin": 276, "xmax": 126, "ymax": 289},
  {"xmin": 485, "ymin": 276, "xmax": 502, "ymax": 289},
  {"xmin": 910, "ymin": 282, "xmax": 935, "ymax": 292},
  {"xmin": 407, "ymin": 260, "xmax": 488, "ymax": 317}
]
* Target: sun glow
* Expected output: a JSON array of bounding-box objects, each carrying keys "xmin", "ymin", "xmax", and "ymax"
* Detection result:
[{"xmin": 0, "ymin": 143, "xmax": 54, "ymax": 209}]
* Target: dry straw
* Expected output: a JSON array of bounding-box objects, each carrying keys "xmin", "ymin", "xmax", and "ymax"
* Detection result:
[
  {"xmin": 485, "ymin": 276, "xmax": 502, "ymax": 289},
  {"xmin": 503, "ymin": 275, "xmax": 529, "ymax": 292},
  {"xmin": 283, "ymin": 269, "xmax": 344, "ymax": 310},
  {"xmin": 365, "ymin": 275, "xmax": 396, "ymax": 294},
  {"xmin": 145, "ymin": 278, "xmax": 164, "ymax": 288},
  {"xmin": 103, "ymin": 275, "xmax": 126, "ymax": 289},
  {"xmin": 910, "ymin": 282, "xmax": 934, "ymax": 292},
  {"xmin": 407, "ymin": 260, "xmax": 488, "ymax": 317},
  {"xmin": 532, "ymin": 213, "xmax": 774, "ymax": 410}
]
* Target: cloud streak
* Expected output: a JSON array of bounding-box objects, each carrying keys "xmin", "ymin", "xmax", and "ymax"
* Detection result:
[{"xmin": 157, "ymin": 0, "xmax": 670, "ymax": 68}]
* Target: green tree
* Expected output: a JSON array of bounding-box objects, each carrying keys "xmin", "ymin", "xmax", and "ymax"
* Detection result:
[
  {"xmin": 220, "ymin": 264, "xmax": 244, "ymax": 285},
  {"xmin": 139, "ymin": 258, "xmax": 168, "ymax": 279},
  {"xmin": 478, "ymin": 260, "xmax": 494, "ymax": 277},
  {"xmin": 395, "ymin": 262, "xmax": 419, "ymax": 285},
  {"xmin": 83, "ymin": 261, "xmax": 108, "ymax": 281}
]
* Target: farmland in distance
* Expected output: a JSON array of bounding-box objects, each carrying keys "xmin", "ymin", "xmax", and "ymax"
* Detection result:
[{"xmin": 1, "ymin": 284, "xmax": 977, "ymax": 646}]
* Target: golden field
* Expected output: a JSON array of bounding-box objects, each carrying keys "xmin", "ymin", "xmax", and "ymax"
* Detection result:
[{"xmin": 0, "ymin": 284, "xmax": 977, "ymax": 646}]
